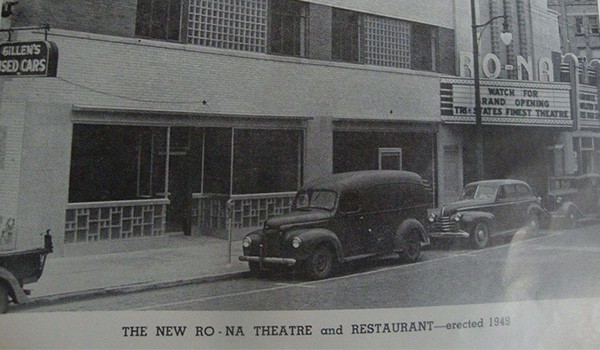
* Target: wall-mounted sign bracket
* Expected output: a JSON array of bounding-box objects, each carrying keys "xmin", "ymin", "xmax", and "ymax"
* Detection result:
[{"xmin": 0, "ymin": 24, "xmax": 50, "ymax": 41}]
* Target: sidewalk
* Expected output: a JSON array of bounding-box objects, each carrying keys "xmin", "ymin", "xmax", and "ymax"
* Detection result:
[{"xmin": 28, "ymin": 235, "xmax": 248, "ymax": 304}]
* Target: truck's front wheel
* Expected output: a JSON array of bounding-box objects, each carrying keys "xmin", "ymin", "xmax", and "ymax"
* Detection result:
[{"xmin": 305, "ymin": 245, "xmax": 335, "ymax": 280}]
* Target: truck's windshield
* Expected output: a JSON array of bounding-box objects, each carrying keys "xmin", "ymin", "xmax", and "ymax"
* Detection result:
[{"xmin": 294, "ymin": 189, "xmax": 337, "ymax": 211}]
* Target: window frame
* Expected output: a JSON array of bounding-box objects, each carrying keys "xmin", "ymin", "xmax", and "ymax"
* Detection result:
[
  {"xmin": 331, "ymin": 7, "xmax": 361, "ymax": 63},
  {"xmin": 268, "ymin": 0, "xmax": 308, "ymax": 57},
  {"xmin": 135, "ymin": 0, "xmax": 183, "ymax": 42}
]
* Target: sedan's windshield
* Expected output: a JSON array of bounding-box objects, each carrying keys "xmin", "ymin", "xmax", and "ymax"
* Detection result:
[
  {"xmin": 461, "ymin": 184, "xmax": 497, "ymax": 200},
  {"xmin": 294, "ymin": 189, "xmax": 337, "ymax": 211}
]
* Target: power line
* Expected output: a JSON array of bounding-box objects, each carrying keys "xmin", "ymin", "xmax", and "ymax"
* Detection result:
[{"xmin": 57, "ymin": 77, "xmax": 207, "ymax": 104}]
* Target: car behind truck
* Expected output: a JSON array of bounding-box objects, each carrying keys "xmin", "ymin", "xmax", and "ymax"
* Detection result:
[{"xmin": 0, "ymin": 230, "xmax": 53, "ymax": 313}]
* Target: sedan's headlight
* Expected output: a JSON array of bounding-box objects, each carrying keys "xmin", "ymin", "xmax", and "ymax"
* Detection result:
[
  {"xmin": 556, "ymin": 196, "xmax": 562, "ymax": 204},
  {"xmin": 292, "ymin": 237, "xmax": 302, "ymax": 249},
  {"xmin": 428, "ymin": 214, "xmax": 436, "ymax": 223},
  {"xmin": 242, "ymin": 236, "xmax": 252, "ymax": 248},
  {"xmin": 452, "ymin": 213, "xmax": 463, "ymax": 222}
]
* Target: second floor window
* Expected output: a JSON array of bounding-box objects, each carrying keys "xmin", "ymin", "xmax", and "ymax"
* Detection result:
[
  {"xmin": 135, "ymin": 0, "xmax": 182, "ymax": 41},
  {"xmin": 332, "ymin": 8, "xmax": 360, "ymax": 63},
  {"xmin": 269, "ymin": 0, "xmax": 307, "ymax": 57},
  {"xmin": 575, "ymin": 16, "xmax": 584, "ymax": 35},
  {"xmin": 589, "ymin": 16, "xmax": 599, "ymax": 34},
  {"xmin": 363, "ymin": 14, "xmax": 412, "ymax": 69},
  {"xmin": 187, "ymin": 0, "xmax": 268, "ymax": 53}
]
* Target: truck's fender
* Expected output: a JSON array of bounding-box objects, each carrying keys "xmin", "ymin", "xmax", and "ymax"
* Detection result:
[
  {"xmin": 287, "ymin": 229, "xmax": 344, "ymax": 263},
  {"xmin": 395, "ymin": 219, "xmax": 428, "ymax": 251},
  {"xmin": 0, "ymin": 267, "xmax": 28, "ymax": 304}
]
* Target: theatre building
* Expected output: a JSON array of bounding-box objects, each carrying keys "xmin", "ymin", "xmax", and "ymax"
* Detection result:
[
  {"xmin": 0, "ymin": 1, "xmax": 456, "ymax": 256},
  {"xmin": 435, "ymin": 0, "xmax": 574, "ymax": 202}
]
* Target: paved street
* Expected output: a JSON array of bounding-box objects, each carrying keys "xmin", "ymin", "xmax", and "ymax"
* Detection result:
[{"xmin": 17, "ymin": 224, "xmax": 600, "ymax": 312}]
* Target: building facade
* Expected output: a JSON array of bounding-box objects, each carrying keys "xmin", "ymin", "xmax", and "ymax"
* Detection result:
[
  {"xmin": 2, "ymin": 0, "xmax": 597, "ymax": 257},
  {"xmin": 548, "ymin": 0, "xmax": 600, "ymax": 61},
  {"xmin": 0, "ymin": 0, "xmax": 456, "ymax": 256}
]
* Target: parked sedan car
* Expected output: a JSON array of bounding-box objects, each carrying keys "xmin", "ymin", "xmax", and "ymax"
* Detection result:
[
  {"xmin": 428, "ymin": 179, "xmax": 546, "ymax": 249},
  {"xmin": 239, "ymin": 170, "xmax": 432, "ymax": 280},
  {"xmin": 545, "ymin": 173, "xmax": 600, "ymax": 228}
]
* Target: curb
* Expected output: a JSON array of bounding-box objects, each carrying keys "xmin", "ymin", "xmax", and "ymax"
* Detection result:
[{"xmin": 23, "ymin": 270, "xmax": 249, "ymax": 308}]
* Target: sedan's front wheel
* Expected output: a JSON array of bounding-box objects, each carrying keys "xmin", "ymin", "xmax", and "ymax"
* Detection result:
[
  {"xmin": 527, "ymin": 213, "xmax": 540, "ymax": 236},
  {"xmin": 470, "ymin": 222, "xmax": 490, "ymax": 249}
]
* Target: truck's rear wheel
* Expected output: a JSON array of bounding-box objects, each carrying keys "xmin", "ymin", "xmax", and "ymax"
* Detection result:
[
  {"xmin": 0, "ymin": 284, "xmax": 9, "ymax": 314},
  {"xmin": 399, "ymin": 229, "xmax": 422, "ymax": 263}
]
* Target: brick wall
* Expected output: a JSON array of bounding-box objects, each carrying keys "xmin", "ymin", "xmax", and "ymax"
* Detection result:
[
  {"xmin": 307, "ymin": 4, "xmax": 332, "ymax": 61},
  {"xmin": 12, "ymin": 0, "xmax": 137, "ymax": 38}
]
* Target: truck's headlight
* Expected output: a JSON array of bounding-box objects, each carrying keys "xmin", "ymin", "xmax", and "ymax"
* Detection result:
[
  {"xmin": 242, "ymin": 236, "xmax": 252, "ymax": 248},
  {"xmin": 556, "ymin": 197, "xmax": 562, "ymax": 204},
  {"xmin": 453, "ymin": 213, "xmax": 463, "ymax": 222},
  {"xmin": 292, "ymin": 237, "xmax": 302, "ymax": 248}
]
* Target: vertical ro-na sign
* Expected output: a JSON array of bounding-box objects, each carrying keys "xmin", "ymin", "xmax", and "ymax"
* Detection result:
[{"xmin": 0, "ymin": 41, "xmax": 58, "ymax": 77}]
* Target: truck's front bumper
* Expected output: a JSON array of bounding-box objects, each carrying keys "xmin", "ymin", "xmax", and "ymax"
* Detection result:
[{"xmin": 239, "ymin": 255, "xmax": 297, "ymax": 266}]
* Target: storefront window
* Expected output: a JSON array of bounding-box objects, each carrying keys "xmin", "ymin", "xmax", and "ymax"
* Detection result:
[
  {"xmin": 233, "ymin": 129, "xmax": 302, "ymax": 194},
  {"xmin": 202, "ymin": 128, "xmax": 232, "ymax": 194},
  {"xmin": 333, "ymin": 131, "xmax": 434, "ymax": 186},
  {"xmin": 69, "ymin": 125, "xmax": 169, "ymax": 202}
]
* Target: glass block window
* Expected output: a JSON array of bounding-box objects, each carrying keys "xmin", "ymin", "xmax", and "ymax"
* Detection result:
[
  {"xmin": 187, "ymin": 0, "xmax": 268, "ymax": 53},
  {"xmin": 363, "ymin": 15, "xmax": 411, "ymax": 69}
]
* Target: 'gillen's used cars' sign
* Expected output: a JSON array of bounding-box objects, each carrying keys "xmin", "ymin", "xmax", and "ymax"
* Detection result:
[{"xmin": 0, "ymin": 41, "xmax": 58, "ymax": 77}]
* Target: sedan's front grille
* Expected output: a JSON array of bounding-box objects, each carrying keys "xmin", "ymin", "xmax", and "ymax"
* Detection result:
[{"xmin": 431, "ymin": 216, "xmax": 459, "ymax": 232}]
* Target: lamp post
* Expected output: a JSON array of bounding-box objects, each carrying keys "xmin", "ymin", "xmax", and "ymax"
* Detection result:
[{"xmin": 470, "ymin": 0, "xmax": 512, "ymax": 180}]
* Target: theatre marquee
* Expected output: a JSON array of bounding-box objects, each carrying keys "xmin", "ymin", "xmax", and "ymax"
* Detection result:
[{"xmin": 440, "ymin": 77, "xmax": 572, "ymax": 127}]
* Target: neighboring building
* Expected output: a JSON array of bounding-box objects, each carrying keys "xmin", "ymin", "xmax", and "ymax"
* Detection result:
[
  {"xmin": 548, "ymin": 0, "xmax": 600, "ymax": 60},
  {"xmin": 547, "ymin": 0, "xmax": 600, "ymax": 178},
  {"xmin": 0, "ymin": 0, "xmax": 456, "ymax": 256}
]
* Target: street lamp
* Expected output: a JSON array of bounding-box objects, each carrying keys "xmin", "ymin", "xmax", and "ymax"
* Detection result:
[{"xmin": 470, "ymin": 0, "xmax": 512, "ymax": 180}]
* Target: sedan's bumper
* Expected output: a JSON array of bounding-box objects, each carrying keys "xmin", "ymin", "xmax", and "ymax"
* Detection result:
[
  {"xmin": 428, "ymin": 230, "xmax": 470, "ymax": 239},
  {"xmin": 239, "ymin": 255, "xmax": 297, "ymax": 266}
]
